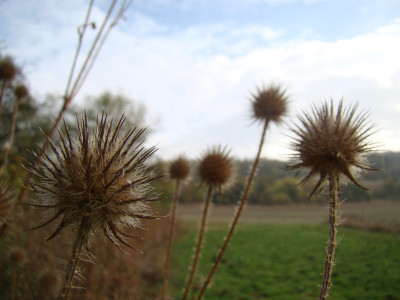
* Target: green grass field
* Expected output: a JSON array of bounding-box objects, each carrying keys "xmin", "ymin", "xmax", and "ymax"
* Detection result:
[{"xmin": 169, "ymin": 224, "xmax": 400, "ymax": 300}]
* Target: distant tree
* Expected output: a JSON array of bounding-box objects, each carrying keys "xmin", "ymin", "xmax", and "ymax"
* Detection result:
[
  {"xmin": 270, "ymin": 177, "xmax": 308, "ymax": 204},
  {"xmin": 67, "ymin": 91, "xmax": 149, "ymax": 137}
]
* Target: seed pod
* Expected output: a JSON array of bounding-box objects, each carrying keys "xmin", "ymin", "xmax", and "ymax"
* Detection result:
[
  {"xmin": 198, "ymin": 146, "xmax": 233, "ymax": 189},
  {"xmin": 26, "ymin": 113, "xmax": 163, "ymax": 250},
  {"xmin": 0, "ymin": 58, "xmax": 17, "ymax": 81},
  {"xmin": 250, "ymin": 84, "xmax": 288, "ymax": 124},
  {"xmin": 169, "ymin": 156, "xmax": 190, "ymax": 180},
  {"xmin": 288, "ymin": 100, "xmax": 378, "ymax": 198},
  {"xmin": 14, "ymin": 84, "xmax": 29, "ymax": 99}
]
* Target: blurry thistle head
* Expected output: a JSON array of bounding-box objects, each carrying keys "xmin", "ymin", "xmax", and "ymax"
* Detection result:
[
  {"xmin": 14, "ymin": 84, "xmax": 29, "ymax": 99},
  {"xmin": 0, "ymin": 57, "xmax": 17, "ymax": 81},
  {"xmin": 27, "ymin": 113, "xmax": 163, "ymax": 251},
  {"xmin": 198, "ymin": 146, "xmax": 233, "ymax": 189},
  {"xmin": 288, "ymin": 100, "xmax": 378, "ymax": 198},
  {"xmin": 250, "ymin": 84, "xmax": 289, "ymax": 125},
  {"xmin": 0, "ymin": 180, "xmax": 14, "ymax": 222},
  {"xmin": 38, "ymin": 270, "xmax": 58, "ymax": 290},
  {"xmin": 9, "ymin": 247, "xmax": 25, "ymax": 265},
  {"xmin": 169, "ymin": 156, "xmax": 190, "ymax": 180}
]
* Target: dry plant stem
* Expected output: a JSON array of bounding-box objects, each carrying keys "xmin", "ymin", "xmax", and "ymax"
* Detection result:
[
  {"xmin": 58, "ymin": 216, "xmax": 90, "ymax": 300},
  {"xmin": 182, "ymin": 186, "xmax": 213, "ymax": 300},
  {"xmin": 0, "ymin": 80, "xmax": 6, "ymax": 114},
  {"xmin": 0, "ymin": 97, "xmax": 21, "ymax": 173},
  {"xmin": 196, "ymin": 119, "xmax": 269, "ymax": 300},
  {"xmin": 64, "ymin": 0, "xmax": 94, "ymax": 96},
  {"xmin": 162, "ymin": 179, "xmax": 181, "ymax": 300},
  {"xmin": 319, "ymin": 172, "xmax": 340, "ymax": 300}
]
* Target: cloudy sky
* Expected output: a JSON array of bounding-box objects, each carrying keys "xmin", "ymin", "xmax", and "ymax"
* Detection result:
[{"xmin": 1, "ymin": 0, "xmax": 399, "ymax": 161}]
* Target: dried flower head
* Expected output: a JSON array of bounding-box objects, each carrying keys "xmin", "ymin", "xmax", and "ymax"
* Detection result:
[
  {"xmin": 0, "ymin": 180, "xmax": 14, "ymax": 222},
  {"xmin": 0, "ymin": 57, "xmax": 17, "ymax": 81},
  {"xmin": 14, "ymin": 84, "xmax": 29, "ymax": 99},
  {"xmin": 288, "ymin": 100, "xmax": 377, "ymax": 198},
  {"xmin": 9, "ymin": 247, "xmax": 25, "ymax": 264},
  {"xmin": 39, "ymin": 270, "xmax": 58, "ymax": 289},
  {"xmin": 169, "ymin": 156, "xmax": 190, "ymax": 180},
  {"xmin": 198, "ymin": 146, "xmax": 233, "ymax": 189},
  {"xmin": 27, "ymin": 113, "xmax": 163, "ymax": 250},
  {"xmin": 250, "ymin": 84, "xmax": 289, "ymax": 124}
]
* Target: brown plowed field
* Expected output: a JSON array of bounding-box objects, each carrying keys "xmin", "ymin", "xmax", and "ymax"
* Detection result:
[{"xmin": 176, "ymin": 200, "xmax": 400, "ymax": 226}]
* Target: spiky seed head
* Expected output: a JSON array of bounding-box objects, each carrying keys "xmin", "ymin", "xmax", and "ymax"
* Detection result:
[
  {"xmin": 169, "ymin": 156, "xmax": 190, "ymax": 180},
  {"xmin": 0, "ymin": 181, "xmax": 14, "ymax": 221},
  {"xmin": 14, "ymin": 84, "xmax": 29, "ymax": 99},
  {"xmin": 288, "ymin": 100, "xmax": 378, "ymax": 198},
  {"xmin": 0, "ymin": 58, "xmax": 17, "ymax": 81},
  {"xmin": 250, "ymin": 84, "xmax": 288, "ymax": 124},
  {"xmin": 27, "ymin": 113, "xmax": 163, "ymax": 251},
  {"xmin": 198, "ymin": 146, "xmax": 233, "ymax": 189}
]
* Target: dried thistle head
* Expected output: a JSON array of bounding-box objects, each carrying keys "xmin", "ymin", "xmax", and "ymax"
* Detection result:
[
  {"xmin": 198, "ymin": 146, "xmax": 233, "ymax": 189},
  {"xmin": 0, "ymin": 57, "xmax": 17, "ymax": 81},
  {"xmin": 14, "ymin": 84, "xmax": 29, "ymax": 99},
  {"xmin": 9, "ymin": 247, "xmax": 25, "ymax": 265},
  {"xmin": 169, "ymin": 156, "xmax": 190, "ymax": 180},
  {"xmin": 38, "ymin": 270, "xmax": 59, "ymax": 293},
  {"xmin": 0, "ymin": 180, "xmax": 14, "ymax": 222},
  {"xmin": 250, "ymin": 84, "xmax": 289, "ymax": 124},
  {"xmin": 27, "ymin": 113, "xmax": 163, "ymax": 251},
  {"xmin": 288, "ymin": 100, "xmax": 378, "ymax": 198}
]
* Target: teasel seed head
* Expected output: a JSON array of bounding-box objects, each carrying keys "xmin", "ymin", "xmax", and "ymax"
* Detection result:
[
  {"xmin": 288, "ymin": 99, "xmax": 378, "ymax": 198},
  {"xmin": 250, "ymin": 84, "xmax": 289, "ymax": 124},
  {"xmin": 169, "ymin": 156, "xmax": 190, "ymax": 180},
  {"xmin": 14, "ymin": 84, "xmax": 29, "ymax": 99},
  {"xmin": 39, "ymin": 270, "xmax": 58, "ymax": 289},
  {"xmin": 9, "ymin": 247, "xmax": 25, "ymax": 265},
  {"xmin": 0, "ymin": 57, "xmax": 17, "ymax": 81},
  {"xmin": 26, "ymin": 113, "xmax": 163, "ymax": 251},
  {"xmin": 198, "ymin": 146, "xmax": 233, "ymax": 190}
]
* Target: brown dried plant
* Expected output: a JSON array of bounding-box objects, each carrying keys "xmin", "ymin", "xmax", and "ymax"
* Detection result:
[
  {"xmin": 162, "ymin": 156, "xmax": 190, "ymax": 300},
  {"xmin": 182, "ymin": 146, "xmax": 233, "ymax": 300},
  {"xmin": 196, "ymin": 84, "xmax": 288, "ymax": 299},
  {"xmin": 26, "ymin": 113, "xmax": 162, "ymax": 300},
  {"xmin": 287, "ymin": 100, "xmax": 378, "ymax": 299}
]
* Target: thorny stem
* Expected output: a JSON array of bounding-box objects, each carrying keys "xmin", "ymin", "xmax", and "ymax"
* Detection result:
[
  {"xmin": 162, "ymin": 179, "xmax": 181, "ymax": 300},
  {"xmin": 319, "ymin": 172, "xmax": 340, "ymax": 300},
  {"xmin": 196, "ymin": 119, "xmax": 269, "ymax": 300},
  {"xmin": 182, "ymin": 186, "xmax": 213, "ymax": 300},
  {"xmin": 58, "ymin": 216, "xmax": 90, "ymax": 300}
]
